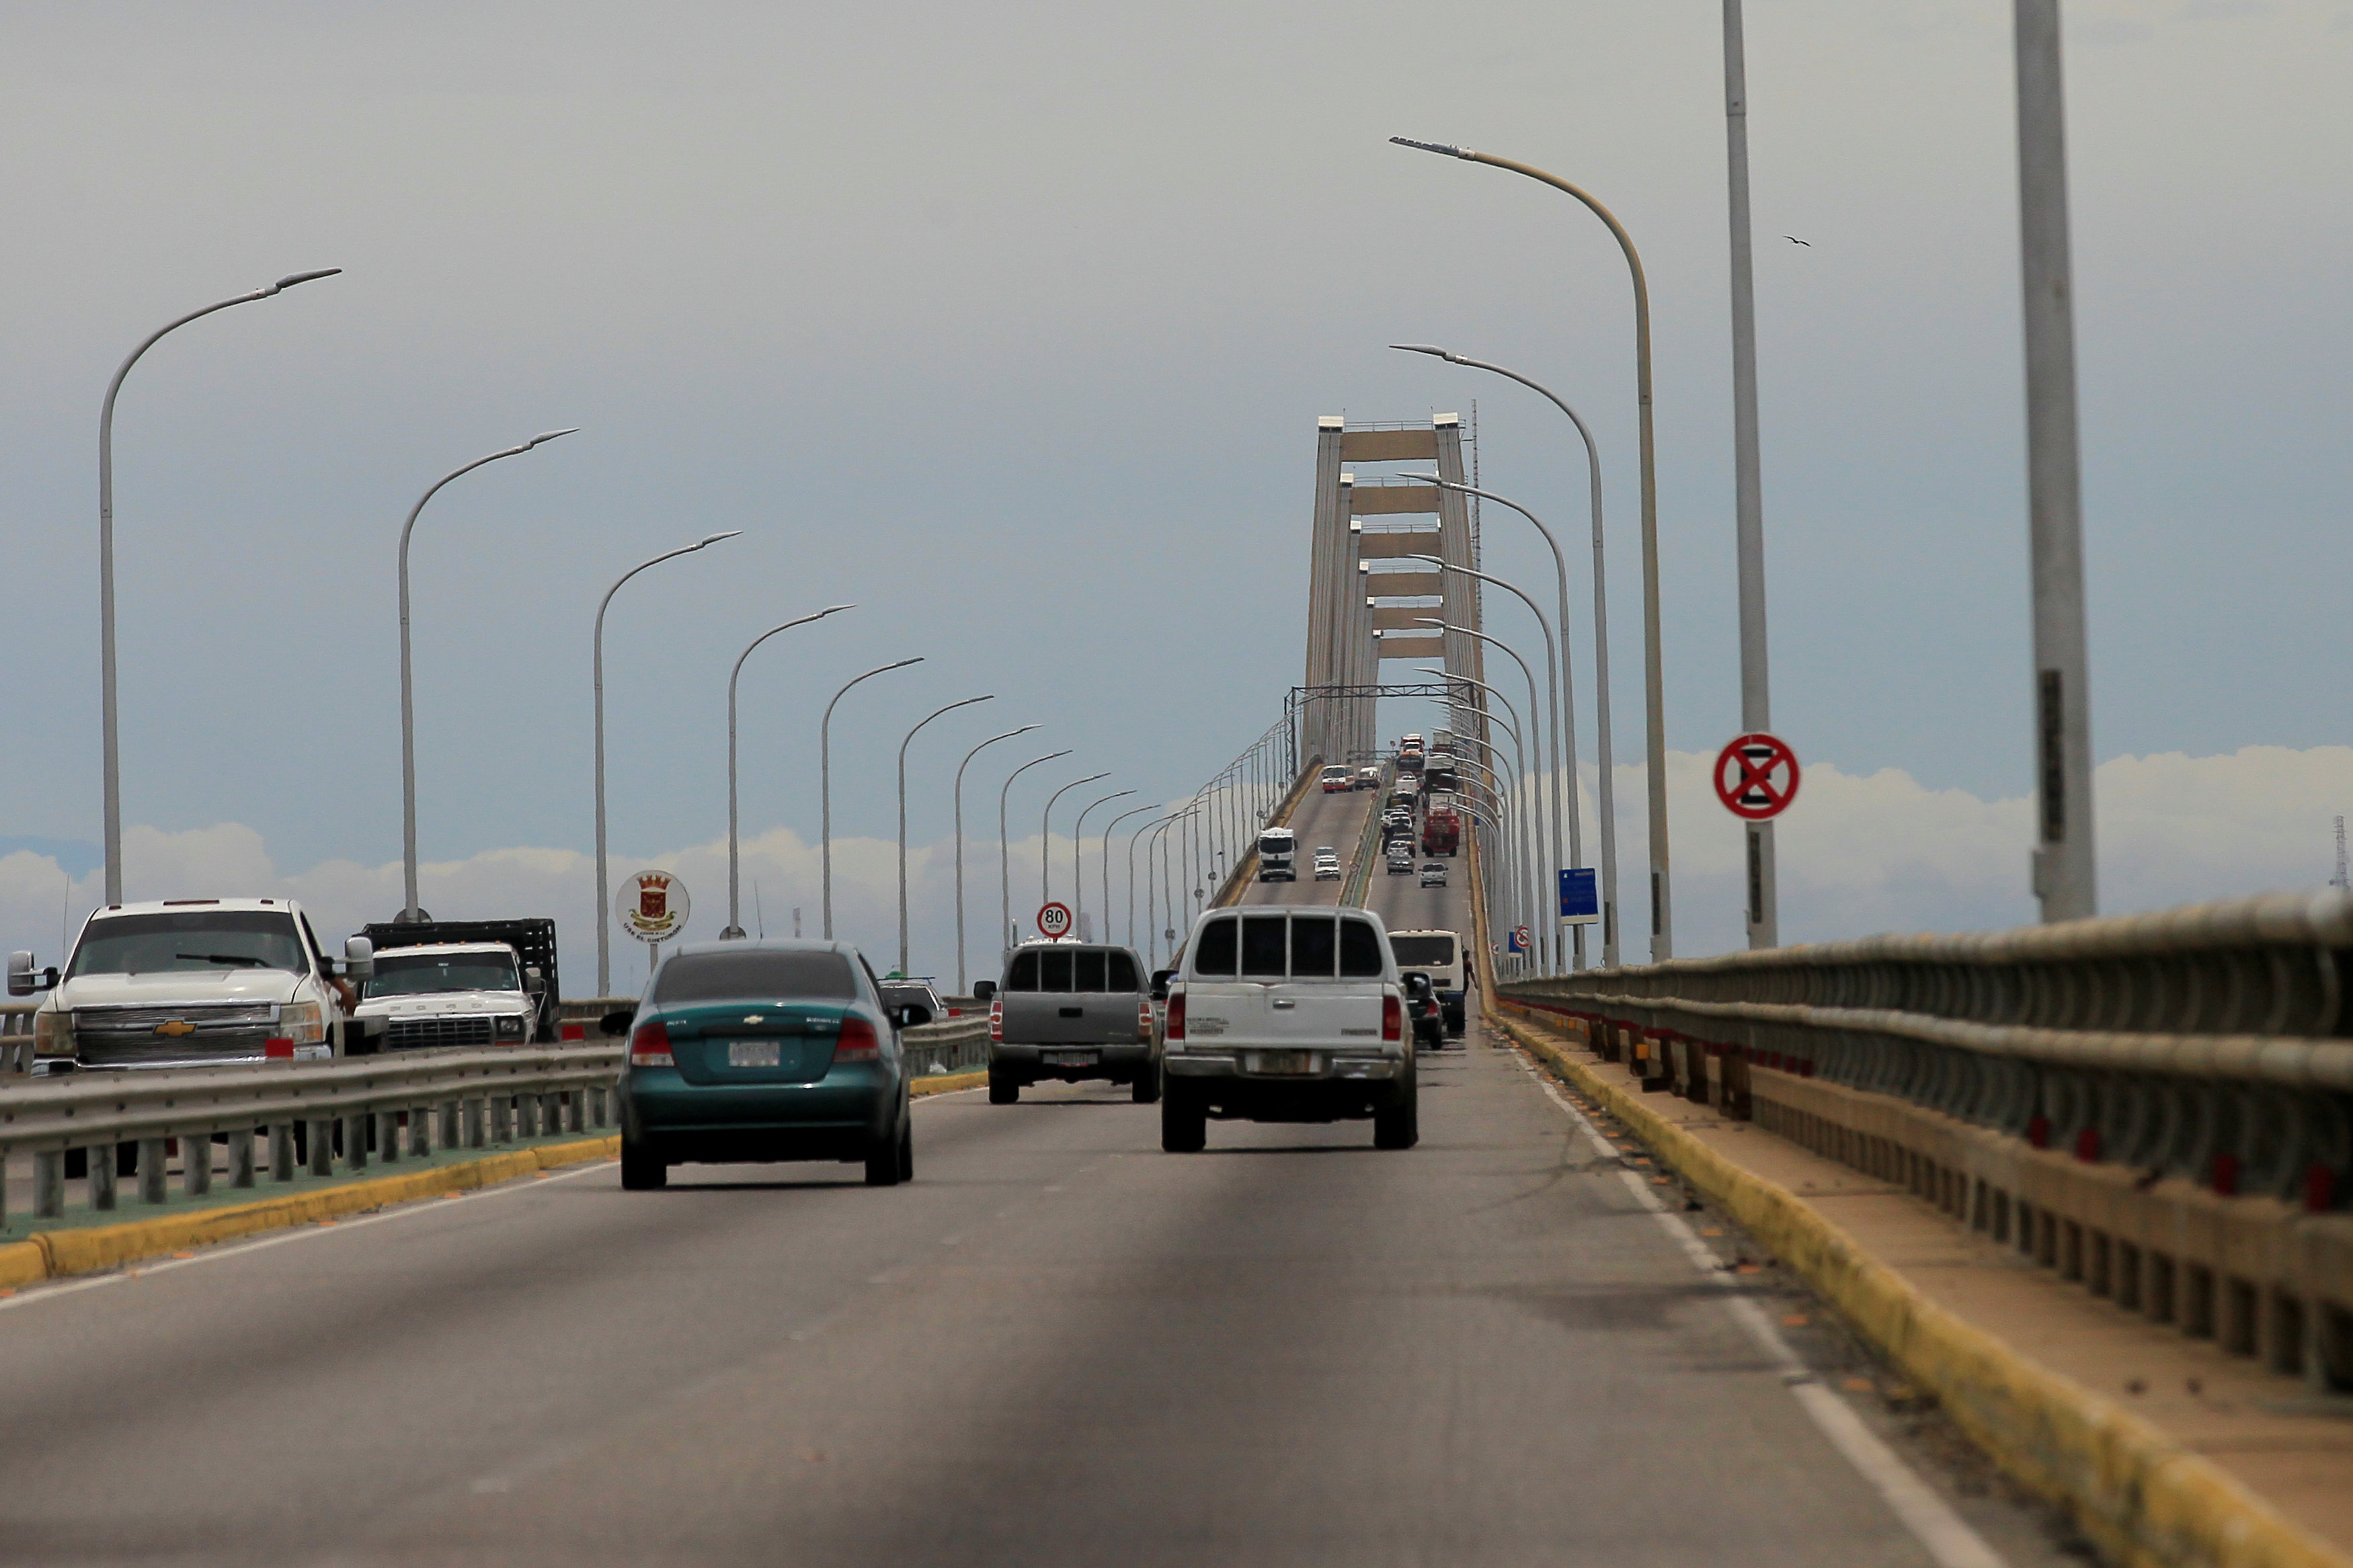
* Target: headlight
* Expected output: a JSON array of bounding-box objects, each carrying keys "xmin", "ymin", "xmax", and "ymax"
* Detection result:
[
  {"xmin": 276, "ymin": 1001, "xmax": 326, "ymax": 1045},
  {"xmin": 33, "ymin": 1009, "xmax": 73, "ymax": 1057},
  {"xmin": 495, "ymin": 1014, "xmax": 527, "ymax": 1041}
]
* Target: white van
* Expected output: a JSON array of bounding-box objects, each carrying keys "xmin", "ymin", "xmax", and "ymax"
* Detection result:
[{"xmin": 1387, "ymin": 928, "xmax": 1467, "ymax": 1040}]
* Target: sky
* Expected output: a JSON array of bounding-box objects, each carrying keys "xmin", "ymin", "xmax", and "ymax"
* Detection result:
[{"xmin": 0, "ymin": 1, "xmax": 2346, "ymax": 981}]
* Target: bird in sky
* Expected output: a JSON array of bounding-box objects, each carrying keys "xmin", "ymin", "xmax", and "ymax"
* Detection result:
[{"xmin": 1785, "ymin": 235, "xmax": 1811, "ymax": 247}]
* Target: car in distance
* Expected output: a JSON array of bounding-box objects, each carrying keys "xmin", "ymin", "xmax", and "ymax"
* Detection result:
[
  {"xmin": 1419, "ymin": 861, "xmax": 1449, "ymax": 888},
  {"xmin": 1160, "ymin": 907, "xmax": 1415, "ymax": 1151},
  {"xmin": 1386, "ymin": 845, "xmax": 1414, "ymax": 874},
  {"xmin": 1313, "ymin": 848, "xmax": 1342, "ymax": 881},
  {"xmin": 1320, "ymin": 765, "xmax": 1352, "ymax": 793},
  {"xmin": 1389, "ymin": 929, "xmax": 1468, "ymax": 1039},
  {"xmin": 612, "ymin": 940, "xmax": 924, "ymax": 1190},
  {"xmin": 878, "ymin": 976, "xmax": 945, "ymax": 1023},
  {"xmin": 357, "ymin": 942, "xmax": 539, "ymax": 1050},
  {"xmin": 1353, "ymin": 766, "xmax": 1382, "ymax": 790},
  {"xmin": 978, "ymin": 941, "xmax": 1158, "ymax": 1103}
]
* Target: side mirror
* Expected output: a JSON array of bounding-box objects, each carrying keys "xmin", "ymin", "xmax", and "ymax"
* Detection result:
[
  {"xmin": 342, "ymin": 936, "xmax": 374, "ymax": 983},
  {"xmin": 600, "ymin": 1008, "xmax": 636, "ymax": 1038},
  {"xmin": 1149, "ymin": 968, "xmax": 1174, "ymax": 1001},
  {"xmin": 891, "ymin": 1003, "xmax": 934, "ymax": 1029},
  {"xmin": 524, "ymin": 965, "xmax": 543, "ymax": 989},
  {"xmin": 971, "ymin": 979, "xmax": 997, "ymax": 1003},
  {"xmin": 7, "ymin": 950, "xmax": 56, "ymax": 997},
  {"xmin": 1401, "ymin": 971, "xmax": 1433, "ymax": 998}
]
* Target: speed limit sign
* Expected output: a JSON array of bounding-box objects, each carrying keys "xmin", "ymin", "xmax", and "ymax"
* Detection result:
[{"xmin": 1036, "ymin": 901, "xmax": 1073, "ymax": 939}]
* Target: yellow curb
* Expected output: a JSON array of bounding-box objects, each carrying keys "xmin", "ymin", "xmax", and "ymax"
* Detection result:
[
  {"xmin": 13, "ymin": 1135, "xmax": 621, "ymax": 1288},
  {"xmin": 1492, "ymin": 1007, "xmax": 2347, "ymax": 1568},
  {"xmin": 913, "ymin": 1069, "xmax": 986, "ymax": 1097}
]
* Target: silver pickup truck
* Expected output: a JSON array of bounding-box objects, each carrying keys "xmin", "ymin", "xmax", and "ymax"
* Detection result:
[
  {"xmin": 976, "ymin": 940, "xmax": 1159, "ymax": 1105},
  {"xmin": 1158, "ymin": 906, "xmax": 1417, "ymax": 1152}
]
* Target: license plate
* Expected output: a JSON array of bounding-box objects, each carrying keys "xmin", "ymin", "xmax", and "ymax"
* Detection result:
[
  {"xmin": 1043, "ymin": 1050, "xmax": 1097, "ymax": 1067},
  {"xmin": 727, "ymin": 1040, "xmax": 781, "ymax": 1067},
  {"xmin": 1250, "ymin": 1050, "xmax": 1315, "ymax": 1075}
]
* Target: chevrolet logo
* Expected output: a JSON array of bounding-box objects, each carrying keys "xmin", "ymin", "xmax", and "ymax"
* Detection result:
[{"xmin": 154, "ymin": 1020, "xmax": 197, "ymax": 1038}]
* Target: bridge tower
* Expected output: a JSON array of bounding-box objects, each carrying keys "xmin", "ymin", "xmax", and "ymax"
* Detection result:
[{"xmin": 1300, "ymin": 415, "xmax": 1488, "ymax": 767}]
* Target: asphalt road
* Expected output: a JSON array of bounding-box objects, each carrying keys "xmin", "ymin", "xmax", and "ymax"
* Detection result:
[{"xmin": 0, "ymin": 790, "xmax": 2067, "ymax": 1567}]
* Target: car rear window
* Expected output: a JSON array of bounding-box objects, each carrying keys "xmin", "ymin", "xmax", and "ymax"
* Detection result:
[
  {"xmin": 653, "ymin": 949, "xmax": 856, "ymax": 1003},
  {"xmin": 1003, "ymin": 946, "xmax": 1142, "ymax": 993},
  {"xmin": 1190, "ymin": 915, "xmax": 1384, "ymax": 979},
  {"xmin": 1390, "ymin": 935, "xmax": 1455, "ymax": 967}
]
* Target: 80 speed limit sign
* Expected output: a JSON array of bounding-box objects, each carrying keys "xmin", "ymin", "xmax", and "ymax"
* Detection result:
[{"xmin": 1036, "ymin": 901, "xmax": 1073, "ymax": 939}]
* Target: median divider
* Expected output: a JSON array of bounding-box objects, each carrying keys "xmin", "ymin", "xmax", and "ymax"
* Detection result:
[{"xmin": 1490, "ymin": 1005, "xmax": 2350, "ymax": 1568}]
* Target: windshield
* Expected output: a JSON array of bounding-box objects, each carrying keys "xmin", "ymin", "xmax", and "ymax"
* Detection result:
[
  {"xmin": 653, "ymin": 949, "xmax": 857, "ymax": 1004},
  {"xmin": 1258, "ymin": 835, "xmax": 1291, "ymax": 855},
  {"xmin": 362, "ymin": 951, "xmax": 520, "ymax": 999},
  {"xmin": 68, "ymin": 911, "xmax": 309, "ymax": 979}
]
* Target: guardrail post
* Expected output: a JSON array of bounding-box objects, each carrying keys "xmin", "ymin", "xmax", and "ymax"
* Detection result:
[
  {"xmin": 307, "ymin": 1118, "xmax": 334, "ymax": 1178},
  {"xmin": 344, "ymin": 1113, "xmax": 368, "ymax": 1170},
  {"xmin": 270, "ymin": 1123, "xmax": 295, "ymax": 1182},
  {"xmin": 491, "ymin": 1095, "xmax": 514, "ymax": 1145},
  {"xmin": 89, "ymin": 1145, "xmax": 116, "ymax": 1210},
  {"xmin": 136, "ymin": 1137, "xmax": 167, "ymax": 1204},
  {"xmin": 586, "ymin": 1085, "xmax": 608, "ymax": 1128},
  {"xmin": 229, "ymin": 1129, "xmax": 255, "ymax": 1188},
  {"xmin": 440, "ymin": 1099, "xmax": 462, "ymax": 1150},
  {"xmin": 565, "ymin": 1091, "xmax": 583, "ymax": 1134},
  {"xmin": 184, "ymin": 1134, "xmax": 212, "ymax": 1198},
  {"xmin": 465, "ymin": 1097, "xmax": 487, "ymax": 1149},
  {"xmin": 377, "ymin": 1110, "xmax": 401, "ymax": 1165},
  {"xmin": 33, "ymin": 1151, "xmax": 62, "ymax": 1218},
  {"xmin": 517, "ymin": 1094, "xmax": 539, "ymax": 1140},
  {"xmin": 410, "ymin": 1105, "xmax": 432, "ymax": 1158}
]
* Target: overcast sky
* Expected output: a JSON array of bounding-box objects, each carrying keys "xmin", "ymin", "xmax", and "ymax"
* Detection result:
[{"xmin": 0, "ymin": 1, "xmax": 2346, "ymax": 971}]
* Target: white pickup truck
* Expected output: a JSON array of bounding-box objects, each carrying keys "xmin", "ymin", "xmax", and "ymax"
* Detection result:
[
  {"xmin": 8, "ymin": 898, "xmax": 374, "ymax": 1071},
  {"xmin": 354, "ymin": 941, "xmax": 541, "ymax": 1049},
  {"xmin": 1157, "ymin": 905, "xmax": 1417, "ymax": 1151}
]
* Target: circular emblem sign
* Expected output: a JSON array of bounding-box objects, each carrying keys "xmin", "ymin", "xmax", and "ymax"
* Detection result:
[
  {"xmin": 618, "ymin": 870, "xmax": 690, "ymax": 944},
  {"xmin": 1714, "ymin": 732, "xmax": 1801, "ymax": 821},
  {"xmin": 1036, "ymin": 901, "xmax": 1072, "ymax": 940}
]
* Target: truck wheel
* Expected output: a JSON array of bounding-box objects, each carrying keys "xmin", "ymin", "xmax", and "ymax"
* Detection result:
[
  {"xmin": 619, "ymin": 1141, "xmax": 667, "ymax": 1190},
  {"xmin": 1374, "ymin": 1073, "xmax": 1419, "ymax": 1151},
  {"xmin": 1160, "ymin": 1087, "xmax": 1207, "ymax": 1153},
  {"xmin": 988, "ymin": 1069, "xmax": 1021, "ymax": 1105},
  {"xmin": 1131, "ymin": 1064, "xmax": 1161, "ymax": 1105}
]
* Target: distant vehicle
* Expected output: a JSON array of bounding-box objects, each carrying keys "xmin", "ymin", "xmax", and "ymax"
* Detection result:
[
  {"xmin": 11, "ymin": 899, "xmax": 373, "ymax": 1073},
  {"xmin": 1160, "ymin": 906, "xmax": 1416, "ymax": 1151},
  {"xmin": 611, "ymin": 940, "xmax": 922, "ymax": 1190},
  {"xmin": 1320, "ymin": 765, "xmax": 1351, "ymax": 793},
  {"xmin": 1419, "ymin": 862, "xmax": 1449, "ymax": 888},
  {"xmin": 1421, "ymin": 800, "xmax": 1461, "ymax": 856},
  {"xmin": 357, "ymin": 942, "xmax": 539, "ymax": 1050},
  {"xmin": 361, "ymin": 917, "xmax": 561, "ymax": 1041},
  {"xmin": 1431, "ymin": 729, "xmax": 1455, "ymax": 755},
  {"xmin": 878, "ymin": 977, "xmax": 945, "ymax": 1023},
  {"xmin": 1395, "ymin": 747, "xmax": 1425, "ymax": 777},
  {"xmin": 977, "ymin": 942, "xmax": 1157, "ymax": 1104},
  {"xmin": 1401, "ymin": 971, "xmax": 1445, "ymax": 1048},
  {"xmin": 1388, "ymin": 929, "xmax": 1467, "ymax": 1038},
  {"xmin": 1257, "ymin": 827, "xmax": 1298, "ymax": 882},
  {"xmin": 1386, "ymin": 848, "xmax": 1414, "ymax": 874},
  {"xmin": 1313, "ymin": 849, "xmax": 1343, "ymax": 882},
  {"xmin": 1399, "ymin": 733, "xmax": 1424, "ymax": 751},
  {"xmin": 1353, "ymin": 767, "xmax": 1382, "ymax": 790}
]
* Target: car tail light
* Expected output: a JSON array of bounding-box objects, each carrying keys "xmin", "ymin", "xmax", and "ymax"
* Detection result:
[
  {"xmin": 1166, "ymin": 994, "xmax": 1186, "ymax": 1041},
  {"xmin": 1138, "ymin": 1000, "xmax": 1154, "ymax": 1038},
  {"xmin": 833, "ymin": 1016, "xmax": 882, "ymax": 1063},
  {"xmin": 628, "ymin": 1020, "xmax": 673, "ymax": 1067},
  {"xmin": 988, "ymin": 999, "xmax": 1003, "ymax": 1042},
  {"xmin": 1381, "ymin": 995, "xmax": 1402, "ymax": 1043}
]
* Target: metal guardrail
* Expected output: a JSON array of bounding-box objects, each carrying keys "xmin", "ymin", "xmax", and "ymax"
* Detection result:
[{"xmin": 1498, "ymin": 889, "xmax": 2353, "ymax": 1384}]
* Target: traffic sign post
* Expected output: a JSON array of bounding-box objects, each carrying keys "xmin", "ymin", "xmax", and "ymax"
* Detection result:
[
  {"xmin": 1507, "ymin": 925, "xmax": 1531, "ymax": 956},
  {"xmin": 1714, "ymin": 733, "xmax": 1799, "ymax": 821},
  {"xmin": 1558, "ymin": 868, "xmax": 1599, "ymax": 927},
  {"xmin": 1035, "ymin": 901, "xmax": 1073, "ymax": 940}
]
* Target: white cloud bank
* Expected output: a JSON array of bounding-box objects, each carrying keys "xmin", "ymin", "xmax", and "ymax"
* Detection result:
[{"xmin": 3, "ymin": 745, "xmax": 2347, "ymax": 987}]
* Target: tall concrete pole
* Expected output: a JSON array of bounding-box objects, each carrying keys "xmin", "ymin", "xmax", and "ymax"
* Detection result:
[
  {"xmin": 1722, "ymin": 0, "xmax": 1779, "ymax": 948},
  {"xmin": 953, "ymin": 725, "xmax": 1039, "ymax": 992},
  {"xmin": 1390, "ymin": 137, "xmax": 1674, "ymax": 958},
  {"xmin": 2014, "ymin": 0, "xmax": 2098, "ymax": 921},
  {"xmin": 819, "ymin": 657, "xmax": 922, "ymax": 939},
  {"xmin": 1041, "ymin": 774, "xmax": 1109, "ymax": 916},
  {"xmin": 998, "ymin": 751, "xmax": 1070, "ymax": 951},
  {"xmin": 895, "ymin": 695, "xmax": 994, "ymax": 975},
  {"xmin": 721, "ymin": 605, "xmax": 852, "ymax": 941},
  {"xmin": 1073, "ymin": 789, "xmax": 1135, "ymax": 938},
  {"xmin": 97, "ymin": 269, "xmax": 340, "ymax": 907}
]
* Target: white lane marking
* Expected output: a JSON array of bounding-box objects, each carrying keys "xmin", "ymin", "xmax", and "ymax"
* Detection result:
[
  {"xmin": 1509, "ymin": 1051, "xmax": 2009, "ymax": 1568},
  {"xmin": 0, "ymin": 1157, "xmax": 616, "ymax": 1315}
]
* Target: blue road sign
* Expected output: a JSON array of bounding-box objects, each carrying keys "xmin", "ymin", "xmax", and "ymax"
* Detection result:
[{"xmin": 1559, "ymin": 867, "xmax": 1599, "ymax": 925}]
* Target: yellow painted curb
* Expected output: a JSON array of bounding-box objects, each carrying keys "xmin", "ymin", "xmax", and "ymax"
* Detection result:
[
  {"xmin": 1493, "ymin": 1009, "xmax": 2347, "ymax": 1568},
  {"xmin": 913, "ymin": 1069, "xmax": 986, "ymax": 1097},
  {"xmin": 11, "ymin": 1135, "xmax": 620, "ymax": 1288},
  {"xmin": 0, "ymin": 1240, "xmax": 47, "ymax": 1290}
]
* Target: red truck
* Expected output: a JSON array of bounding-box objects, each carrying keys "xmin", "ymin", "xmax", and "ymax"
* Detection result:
[{"xmin": 1421, "ymin": 799, "xmax": 1461, "ymax": 856}]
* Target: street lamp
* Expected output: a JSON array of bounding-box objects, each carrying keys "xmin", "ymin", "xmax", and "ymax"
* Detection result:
[
  {"xmin": 897, "ymin": 695, "xmax": 994, "ymax": 975},
  {"xmin": 594, "ymin": 531, "xmax": 743, "ymax": 991},
  {"xmin": 999, "ymin": 751, "xmax": 1072, "ymax": 951},
  {"xmin": 1042, "ymin": 773, "xmax": 1112, "ymax": 913},
  {"xmin": 397, "ymin": 428, "xmax": 579, "ymax": 922},
  {"xmin": 1072, "ymin": 789, "xmax": 1136, "ymax": 938},
  {"xmin": 1388, "ymin": 136, "xmax": 1675, "ymax": 956},
  {"xmin": 953, "ymin": 725, "xmax": 1039, "ymax": 992},
  {"xmin": 97, "ymin": 267, "xmax": 342, "ymax": 905},
  {"xmin": 1417, "ymin": 667, "xmax": 1536, "ymax": 968},
  {"xmin": 1102, "ymin": 801, "xmax": 1162, "ymax": 947},
  {"xmin": 821, "ymin": 657, "xmax": 923, "ymax": 938},
  {"xmin": 720, "ymin": 605, "xmax": 853, "ymax": 942}
]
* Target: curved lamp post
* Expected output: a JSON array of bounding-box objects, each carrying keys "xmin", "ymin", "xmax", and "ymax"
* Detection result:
[
  {"xmin": 1417, "ymin": 667, "xmax": 1535, "ymax": 968},
  {"xmin": 1041, "ymin": 773, "xmax": 1111, "ymax": 914},
  {"xmin": 1386, "ymin": 352, "xmax": 1619, "ymax": 964},
  {"xmin": 397, "ymin": 428, "xmax": 579, "ymax": 921},
  {"xmin": 896, "ymin": 694, "xmax": 994, "ymax": 975},
  {"xmin": 1101, "ymin": 800, "xmax": 1161, "ymax": 949},
  {"xmin": 594, "ymin": 530, "xmax": 743, "ymax": 989},
  {"xmin": 719, "ymin": 605, "xmax": 853, "ymax": 942},
  {"xmin": 821, "ymin": 657, "xmax": 923, "ymax": 938},
  {"xmin": 98, "ymin": 268, "xmax": 342, "ymax": 905},
  {"xmin": 953, "ymin": 725, "xmax": 1039, "ymax": 992},
  {"xmin": 998, "ymin": 751, "xmax": 1072, "ymax": 952},
  {"xmin": 1072, "ymin": 789, "xmax": 1136, "ymax": 937},
  {"xmin": 1388, "ymin": 136, "xmax": 1673, "ymax": 958}
]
